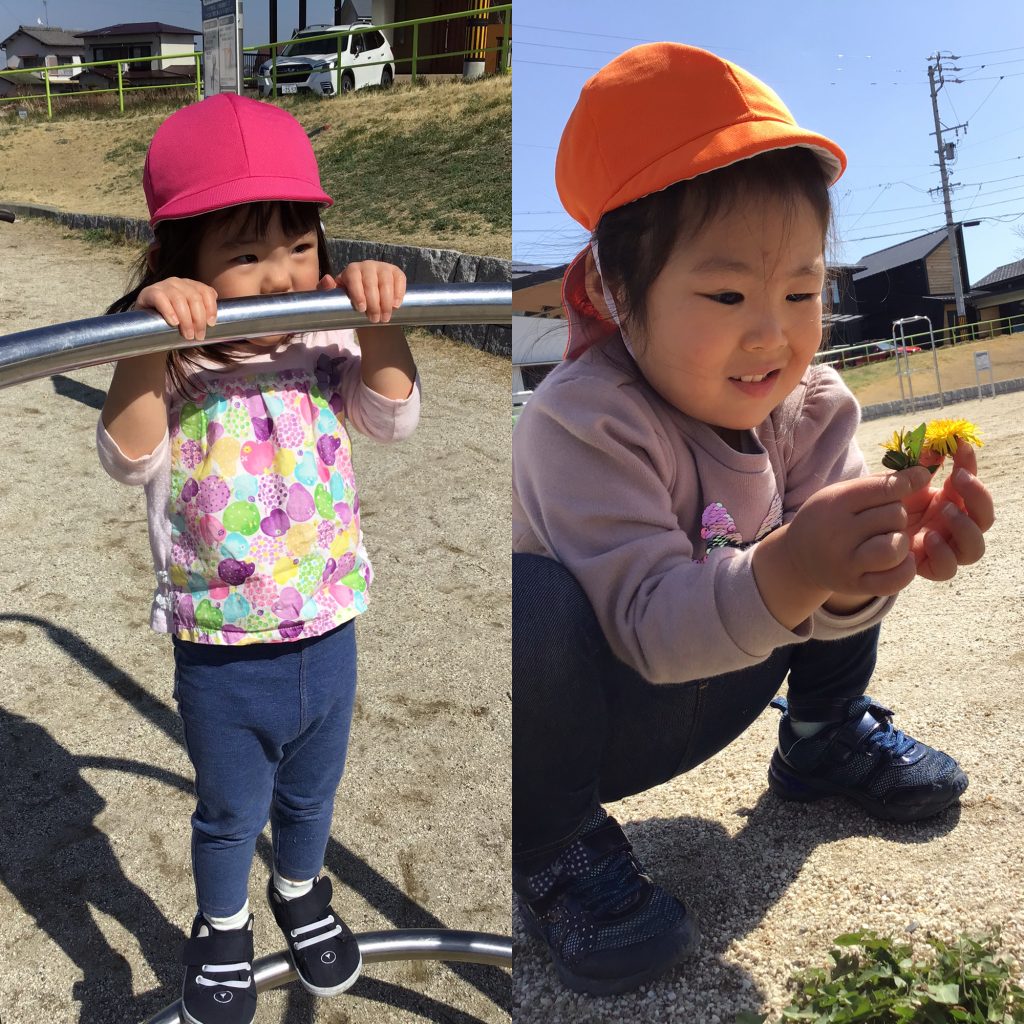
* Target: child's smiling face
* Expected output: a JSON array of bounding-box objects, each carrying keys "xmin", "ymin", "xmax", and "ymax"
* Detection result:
[
  {"xmin": 195, "ymin": 206, "xmax": 323, "ymax": 348},
  {"xmin": 599, "ymin": 193, "xmax": 827, "ymax": 442}
]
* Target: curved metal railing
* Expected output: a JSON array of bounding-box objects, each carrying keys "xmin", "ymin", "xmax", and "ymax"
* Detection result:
[
  {"xmin": 143, "ymin": 931, "xmax": 512, "ymax": 1024},
  {"xmin": 0, "ymin": 283, "xmax": 513, "ymax": 1017},
  {"xmin": 0, "ymin": 283, "xmax": 510, "ymax": 389}
]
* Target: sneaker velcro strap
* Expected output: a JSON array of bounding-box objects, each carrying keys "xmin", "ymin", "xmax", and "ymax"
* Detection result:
[
  {"xmin": 181, "ymin": 927, "xmax": 254, "ymax": 967},
  {"xmin": 273, "ymin": 876, "xmax": 333, "ymax": 928},
  {"xmin": 578, "ymin": 819, "xmax": 633, "ymax": 861},
  {"xmin": 833, "ymin": 708, "xmax": 888, "ymax": 762}
]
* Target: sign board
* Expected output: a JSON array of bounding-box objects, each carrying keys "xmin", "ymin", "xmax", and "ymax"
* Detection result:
[
  {"xmin": 202, "ymin": 0, "xmax": 243, "ymax": 96},
  {"xmin": 974, "ymin": 351, "xmax": 991, "ymax": 372}
]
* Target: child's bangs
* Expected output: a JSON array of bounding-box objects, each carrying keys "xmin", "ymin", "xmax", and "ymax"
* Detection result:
[
  {"xmin": 206, "ymin": 200, "xmax": 323, "ymax": 240},
  {"xmin": 593, "ymin": 148, "xmax": 834, "ymax": 339}
]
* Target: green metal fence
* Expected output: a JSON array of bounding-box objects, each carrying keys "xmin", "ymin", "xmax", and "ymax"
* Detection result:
[
  {"xmin": 0, "ymin": 52, "xmax": 201, "ymax": 117},
  {"xmin": 1, "ymin": 5, "xmax": 511, "ymax": 119},
  {"xmin": 816, "ymin": 311, "xmax": 1024, "ymax": 371},
  {"xmin": 251, "ymin": 4, "xmax": 511, "ymax": 96}
]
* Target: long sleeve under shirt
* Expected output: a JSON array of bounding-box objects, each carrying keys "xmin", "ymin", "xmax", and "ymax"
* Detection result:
[
  {"xmin": 512, "ymin": 337, "xmax": 895, "ymax": 684},
  {"xmin": 96, "ymin": 329, "xmax": 420, "ymax": 646}
]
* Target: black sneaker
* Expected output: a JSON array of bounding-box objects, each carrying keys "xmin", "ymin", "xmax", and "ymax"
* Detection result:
[
  {"xmin": 513, "ymin": 808, "xmax": 699, "ymax": 995},
  {"xmin": 180, "ymin": 915, "xmax": 256, "ymax": 1024},
  {"xmin": 768, "ymin": 695, "xmax": 969, "ymax": 822},
  {"xmin": 267, "ymin": 876, "xmax": 361, "ymax": 996}
]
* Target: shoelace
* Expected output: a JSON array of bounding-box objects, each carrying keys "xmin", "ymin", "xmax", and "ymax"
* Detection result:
[
  {"xmin": 571, "ymin": 853, "xmax": 646, "ymax": 919},
  {"xmin": 291, "ymin": 915, "xmax": 343, "ymax": 951},
  {"xmin": 196, "ymin": 962, "xmax": 253, "ymax": 989},
  {"xmin": 868, "ymin": 716, "xmax": 916, "ymax": 758}
]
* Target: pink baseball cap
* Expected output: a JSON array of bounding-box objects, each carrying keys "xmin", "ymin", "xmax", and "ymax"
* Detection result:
[{"xmin": 143, "ymin": 93, "xmax": 333, "ymax": 226}]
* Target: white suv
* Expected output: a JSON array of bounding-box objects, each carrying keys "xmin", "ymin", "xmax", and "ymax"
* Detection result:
[{"xmin": 258, "ymin": 21, "xmax": 395, "ymax": 97}]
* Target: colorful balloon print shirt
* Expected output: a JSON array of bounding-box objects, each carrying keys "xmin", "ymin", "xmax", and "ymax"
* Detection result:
[{"xmin": 96, "ymin": 330, "xmax": 420, "ymax": 645}]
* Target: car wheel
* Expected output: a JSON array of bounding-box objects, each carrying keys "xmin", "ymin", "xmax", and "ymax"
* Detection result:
[
  {"xmin": 381, "ymin": 66, "xmax": 393, "ymax": 88},
  {"xmin": 340, "ymin": 71, "xmax": 355, "ymax": 94}
]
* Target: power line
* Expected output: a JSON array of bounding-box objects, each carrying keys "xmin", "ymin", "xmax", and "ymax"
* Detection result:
[
  {"xmin": 514, "ymin": 57, "xmax": 600, "ymax": 71},
  {"xmin": 515, "ymin": 39, "xmax": 625, "ymax": 57},
  {"xmin": 513, "ymin": 23, "xmax": 669, "ymax": 44},
  {"xmin": 844, "ymin": 212, "xmax": 1024, "ymax": 246},
  {"xmin": 844, "ymin": 183, "xmax": 892, "ymax": 232},
  {"xmin": 958, "ymin": 45, "xmax": 1024, "ymax": 58},
  {"xmin": 838, "ymin": 178, "xmax": 1024, "ymax": 218},
  {"xmin": 837, "ymin": 192, "xmax": 1024, "ymax": 233},
  {"xmin": 963, "ymin": 76, "xmax": 1004, "ymax": 121}
]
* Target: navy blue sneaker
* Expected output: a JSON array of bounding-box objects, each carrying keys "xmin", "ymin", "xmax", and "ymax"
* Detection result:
[
  {"xmin": 513, "ymin": 808, "xmax": 699, "ymax": 995},
  {"xmin": 768, "ymin": 695, "xmax": 968, "ymax": 822},
  {"xmin": 267, "ymin": 876, "xmax": 361, "ymax": 997},
  {"xmin": 180, "ymin": 915, "xmax": 256, "ymax": 1024}
]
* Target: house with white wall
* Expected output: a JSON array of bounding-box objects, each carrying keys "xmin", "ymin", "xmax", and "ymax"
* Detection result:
[
  {"xmin": 1, "ymin": 25, "xmax": 85, "ymax": 68},
  {"xmin": 80, "ymin": 22, "xmax": 199, "ymax": 72},
  {"xmin": 0, "ymin": 25, "xmax": 85, "ymax": 96}
]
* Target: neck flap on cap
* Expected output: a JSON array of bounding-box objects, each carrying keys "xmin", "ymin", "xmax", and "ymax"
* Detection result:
[{"xmin": 560, "ymin": 242, "xmax": 633, "ymax": 361}]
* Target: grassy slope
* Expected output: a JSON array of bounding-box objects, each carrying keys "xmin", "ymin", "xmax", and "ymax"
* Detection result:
[
  {"xmin": 0, "ymin": 76, "xmax": 511, "ymax": 258},
  {"xmin": 831, "ymin": 331, "xmax": 1024, "ymax": 405}
]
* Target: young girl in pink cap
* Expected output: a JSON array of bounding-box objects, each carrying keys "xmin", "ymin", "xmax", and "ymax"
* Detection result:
[
  {"xmin": 98, "ymin": 93, "xmax": 419, "ymax": 1024},
  {"xmin": 512, "ymin": 44, "xmax": 995, "ymax": 996}
]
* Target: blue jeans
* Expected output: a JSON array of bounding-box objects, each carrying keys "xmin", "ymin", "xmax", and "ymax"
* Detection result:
[
  {"xmin": 172, "ymin": 620, "xmax": 357, "ymax": 918},
  {"xmin": 513, "ymin": 554, "xmax": 880, "ymax": 866}
]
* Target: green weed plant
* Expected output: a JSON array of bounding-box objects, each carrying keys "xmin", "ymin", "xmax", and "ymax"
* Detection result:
[{"xmin": 736, "ymin": 930, "xmax": 1023, "ymax": 1024}]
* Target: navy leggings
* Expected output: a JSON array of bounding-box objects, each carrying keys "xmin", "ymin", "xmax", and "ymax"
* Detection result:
[
  {"xmin": 512, "ymin": 554, "xmax": 881, "ymax": 864},
  {"xmin": 173, "ymin": 620, "xmax": 357, "ymax": 918}
]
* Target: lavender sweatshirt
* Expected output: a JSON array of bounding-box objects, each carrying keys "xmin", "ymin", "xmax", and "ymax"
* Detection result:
[{"xmin": 512, "ymin": 336, "xmax": 894, "ymax": 683}]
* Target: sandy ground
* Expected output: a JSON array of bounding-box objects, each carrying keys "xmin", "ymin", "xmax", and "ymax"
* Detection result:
[
  {"xmin": 513, "ymin": 392, "xmax": 1024, "ymax": 1020},
  {"xmin": 0, "ymin": 216, "xmax": 511, "ymax": 1023}
]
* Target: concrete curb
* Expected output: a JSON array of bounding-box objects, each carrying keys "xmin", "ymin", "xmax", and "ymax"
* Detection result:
[
  {"xmin": 859, "ymin": 376, "xmax": 1024, "ymax": 420},
  {"xmin": 4, "ymin": 202, "xmax": 511, "ymax": 359}
]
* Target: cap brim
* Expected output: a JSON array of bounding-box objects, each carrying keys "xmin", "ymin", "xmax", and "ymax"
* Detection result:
[
  {"xmin": 603, "ymin": 123, "xmax": 845, "ymax": 224},
  {"xmin": 150, "ymin": 176, "xmax": 334, "ymax": 226}
]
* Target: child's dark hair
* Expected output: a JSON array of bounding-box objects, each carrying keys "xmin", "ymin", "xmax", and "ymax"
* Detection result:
[
  {"xmin": 106, "ymin": 200, "xmax": 332, "ymax": 398},
  {"xmin": 593, "ymin": 148, "xmax": 834, "ymax": 342}
]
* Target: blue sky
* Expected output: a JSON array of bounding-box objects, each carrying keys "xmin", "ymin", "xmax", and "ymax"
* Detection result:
[
  {"xmin": 513, "ymin": 0, "xmax": 1024, "ymax": 283},
  {"xmin": 0, "ymin": 1, "xmax": 331, "ymax": 53}
]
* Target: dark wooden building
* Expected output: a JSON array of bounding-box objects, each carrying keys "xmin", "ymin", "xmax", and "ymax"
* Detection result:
[
  {"xmin": 972, "ymin": 258, "xmax": 1024, "ymax": 329},
  {"xmin": 853, "ymin": 225, "xmax": 974, "ymax": 341},
  {"xmin": 823, "ymin": 263, "xmax": 865, "ymax": 350},
  {"xmin": 391, "ymin": 0, "xmax": 508, "ymax": 75}
]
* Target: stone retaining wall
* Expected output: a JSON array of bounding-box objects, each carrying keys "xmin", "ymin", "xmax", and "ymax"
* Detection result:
[
  {"xmin": 859, "ymin": 376, "xmax": 1024, "ymax": 420},
  {"xmin": 4, "ymin": 203, "xmax": 511, "ymax": 358}
]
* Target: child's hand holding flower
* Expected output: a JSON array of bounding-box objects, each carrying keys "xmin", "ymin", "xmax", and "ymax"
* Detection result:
[{"xmin": 882, "ymin": 419, "xmax": 995, "ymax": 581}]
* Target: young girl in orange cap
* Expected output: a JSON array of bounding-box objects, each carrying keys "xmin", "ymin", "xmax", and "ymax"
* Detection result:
[
  {"xmin": 99, "ymin": 93, "xmax": 418, "ymax": 1024},
  {"xmin": 512, "ymin": 43, "xmax": 994, "ymax": 996}
]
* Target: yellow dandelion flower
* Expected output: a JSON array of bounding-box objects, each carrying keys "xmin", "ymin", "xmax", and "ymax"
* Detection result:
[
  {"xmin": 923, "ymin": 418, "xmax": 984, "ymax": 458},
  {"xmin": 880, "ymin": 430, "xmax": 904, "ymax": 453}
]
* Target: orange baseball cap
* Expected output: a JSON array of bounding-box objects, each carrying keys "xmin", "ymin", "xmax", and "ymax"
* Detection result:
[
  {"xmin": 556, "ymin": 43, "xmax": 846, "ymax": 232},
  {"xmin": 555, "ymin": 43, "xmax": 846, "ymax": 359}
]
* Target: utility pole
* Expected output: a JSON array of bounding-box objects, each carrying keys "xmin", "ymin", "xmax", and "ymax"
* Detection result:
[
  {"xmin": 269, "ymin": 1, "xmax": 277, "ymax": 45},
  {"xmin": 298, "ymin": 0, "xmax": 307, "ymax": 30},
  {"xmin": 927, "ymin": 53, "xmax": 968, "ymax": 323}
]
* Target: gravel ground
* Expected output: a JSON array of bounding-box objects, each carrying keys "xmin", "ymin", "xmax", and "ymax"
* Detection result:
[
  {"xmin": 0, "ymin": 216, "xmax": 511, "ymax": 1024},
  {"xmin": 513, "ymin": 393, "xmax": 1024, "ymax": 1022}
]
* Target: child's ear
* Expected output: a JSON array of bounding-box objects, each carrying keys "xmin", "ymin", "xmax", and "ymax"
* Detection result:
[
  {"xmin": 145, "ymin": 242, "xmax": 160, "ymax": 272},
  {"xmin": 583, "ymin": 248, "xmax": 613, "ymax": 321}
]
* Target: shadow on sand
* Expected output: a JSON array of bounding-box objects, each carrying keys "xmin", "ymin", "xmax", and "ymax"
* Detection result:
[
  {"xmin": 515, "ymin": 782, "xmax": 963, "ymax": 1018},
  {"xmin": 0, "ymin": 613, "xmax": 510, "ymax": 1023}
]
